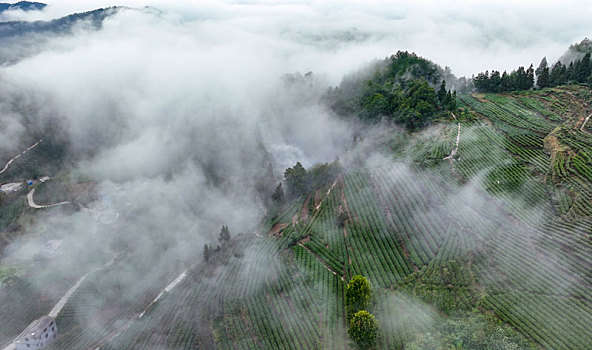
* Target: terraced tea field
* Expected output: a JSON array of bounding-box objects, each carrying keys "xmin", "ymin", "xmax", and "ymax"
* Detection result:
[{"xmin": 2, "ymin": 86, "xmax": 592, "ymax": 349}]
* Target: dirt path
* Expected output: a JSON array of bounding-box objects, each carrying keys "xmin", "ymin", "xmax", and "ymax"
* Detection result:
[
  {"xmin": 0, "ymin": 139, "xmax": 42, "ymax": 175},
  {"xmin": 94, "ymin": 263, "xmax": 197, "ymax": 349},
  {"xmin": 315, "ymin": 178, "xmax": 339, "ymax": 211},
  {"xmin": 580, "ymin": 113, "xmax": 592, "ymax": 132},
  {"xmin": 562, "ymin": 89, "xmax": 590, "ymax": 128},
  {"xmin": 444, "ymin": 123, "xmax": 461, "ymax": 160},
  {"xmin": 138, "ymin": 268, "xmax": 190, "ymax": 318},
  {"xmin": 26, "ymin": 188, "xmax": 69, "ymax": 209},
  {"xmin": 49, "ymin": 256, "xmax": 117, "ymax": 318},
  {"xmin": 298, "ymin": 243, "xmax": 345, "ymax": 281}
]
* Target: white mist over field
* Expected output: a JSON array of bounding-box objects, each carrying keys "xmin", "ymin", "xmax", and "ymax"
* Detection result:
[{"xmin": 0, "ymin": 1, "xmax": 591, "ymax": 348}]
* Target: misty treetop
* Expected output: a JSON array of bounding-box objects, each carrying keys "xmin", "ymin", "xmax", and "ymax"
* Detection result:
[
  {"xmin": 0, "ymin": 1, "xmax": 46, "ymax": 13},
  {"xmin": 283, "ymin": 159, "xmax": 341, "ymax": 198},
  {"xmin": 348, "ymin": 310, "xmax": 378, "ymax": 349},
  {"xmin": 346, "ymin": 275, "xmax": 373, "ymax": 319},
  {"xmin": 328, "ymin": 51, "xmax": 457, "ymax": 131}
]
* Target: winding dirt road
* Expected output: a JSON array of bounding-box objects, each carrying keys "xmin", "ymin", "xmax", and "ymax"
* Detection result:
[
  {"xmin": 49, "ymin": 256, "xmax": 117, "ymax": 318},
  {"xmin": 26, "ymin": 188, "xmax": 69, "ymax": 209}
]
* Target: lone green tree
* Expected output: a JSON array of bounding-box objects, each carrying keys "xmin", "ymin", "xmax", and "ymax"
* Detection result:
[
  {"xmin": 348, "ymin": 310, "xmax": 378, "ymax": 349},
  {"xmin": 219, "ymin": 225, "xmax": 230, "ymax": 247},
  {"xmin": 346, "ymin": 275, "xmax": 372, "ymax": 318}
]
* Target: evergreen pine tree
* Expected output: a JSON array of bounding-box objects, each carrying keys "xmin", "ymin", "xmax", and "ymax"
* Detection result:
[
  {"xmin": 490, "ymin": 70, "xmax": 501, "ymax": 92},
  {"xmin": 577, "ymin": 53, "xmax": 591, "ymax": 83},
  {"xmin": 566, "ymin": 62, "xmax": 575, "ymax": 82},
  {"xmin": 537, "ymin": 66, "xmax": 550, "ymax": 89},
  {"xmin": 437, "ymin": 80, "xmax": 447, "ymax": 104},
  {"xmin": 535, "ymin": 57, "xmax": 548, "ymax": 77},
  {"xmin": 271, "ymin": 182, "xmax": 285, "ymax": 204},
  {"xmin": 219, "ymin": 225, "xmax": 231, "ymax": 247},
  {"xmin": 526, "ymin": 64, "xmax": 535, "ymax": 90},
  {"xmin": 550, "ymin": 61, "xmax": 566, "ymax": 86},
  {"xmin": 501, "ymin": 71, "xmax": 512, "ymax": 91}
]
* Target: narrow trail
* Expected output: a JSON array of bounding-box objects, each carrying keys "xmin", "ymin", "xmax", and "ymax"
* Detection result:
[
  {"xmin": 298, "ymin": 243, "xmax": 345, "ymax": 281},
  {"xmin": 315, "ymin": 178, "xmax": 339, "ymax": 211},
  {"xmin": 0, "ymin": 139, "xmax": 42, "ymax": 175},
  {"xmin": 138, "ymin": 268, "xmax": 190, "ymax": 319},
  {"xmin": 444, "ymin": 122, "xmax": 461, "ymax": 160},
  {"xmin": 94, "ymin": 264, "xmax": 196, "ymax": 349},
  {"xmin": 580, "ymin": 113, "xmax": 592, "ymax": 132},
  {"xmin": 49, "ymin": 256, "xmax": 117, "ymax": 318},
  {"xmin": 26, "ymin": 188, "xmax": 69, "ymax": 209}
]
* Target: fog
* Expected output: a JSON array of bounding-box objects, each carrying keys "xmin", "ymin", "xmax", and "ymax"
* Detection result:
[
  {"xmin": 0, "ymin": 5, "xmax": 357, "ymax": 280},
  {"xmin": 0, "ymin": 0, "xmax": 591, "ymax": 348},
  {"xmin": 3, "ymin": 0, "xmax": 592, "ymax": 78}
]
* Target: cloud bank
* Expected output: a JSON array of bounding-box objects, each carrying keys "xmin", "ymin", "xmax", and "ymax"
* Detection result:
[{"xmin": 3, "ymin": 0, "xmax": 592, "ymax": 78}]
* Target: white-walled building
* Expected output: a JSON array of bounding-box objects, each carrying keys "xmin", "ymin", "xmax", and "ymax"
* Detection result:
[{"xmin": 13, "ymin": 316, "xmax": 57, "ymax": 350}]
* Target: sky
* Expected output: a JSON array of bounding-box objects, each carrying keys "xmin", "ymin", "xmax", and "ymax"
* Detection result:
[{"xmin": 3, "ymin": 0, "xmax": 592, "ymax": 79}]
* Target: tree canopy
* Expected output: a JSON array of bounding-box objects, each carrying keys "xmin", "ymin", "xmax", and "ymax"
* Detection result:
[
  {"xmin": 348, "ymin": 310, "xmax": 378, "ymax": 349},
  {"xmin": 283, "ymin": 160, "xmax": 341, "ymax": 198},
  {"xmin": 328, "ymin": 51, "xmax": 457, "ymax": 130},
  {"xmin": 474, "ymin": 50, "xmax": 592, "ymax": 92},
  {"xmin": 284, "ymin": 162, "xmax": 307, "ymax": 197},
  {"xmin": 346, "ymin": 275, "xmax": 373, "ymax": 318},
  {"xmin": 271, "ymin": 182, "xmax": 284, "ymax": 204},
  {"xmin": 219, "ymin": 225, "xmax": 230, "ymax": 246}
]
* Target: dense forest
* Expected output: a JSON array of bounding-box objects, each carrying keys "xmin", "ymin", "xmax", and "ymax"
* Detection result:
[
  {"xmin": 328, "ymin": 51, "xmax": 457, "ymax": 130},
  {"xmin": 474, "ymin": 38, "xmax": 592, "ymax": 92}
]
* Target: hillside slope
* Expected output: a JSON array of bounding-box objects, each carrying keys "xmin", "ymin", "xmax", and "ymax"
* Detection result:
[{"xmin": 2, "ymin": 85, "xmax": 592, "ymax": 349}]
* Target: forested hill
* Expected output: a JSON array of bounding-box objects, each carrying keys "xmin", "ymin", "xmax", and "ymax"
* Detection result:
[
  {"xmin": 327, "ymin": 51, "xmax": 459, "ymax": 130},
  {"xmin": 0, "ymin": 1, "xmax": 45, "ymax": 13},
  {"xmin": 8, "ymin": 84, "xmax": 588, "ymax": 349},
  {"xmin": 0, "ymin": 7, "xmax": 122, "ymax": 65},
  {"xmin": 3, "ymin": 37, "xmax": 592, "ymax": 349},
  {"xmin": 0, "ymin": 7, "xmax": 117, "ymax": 38}
]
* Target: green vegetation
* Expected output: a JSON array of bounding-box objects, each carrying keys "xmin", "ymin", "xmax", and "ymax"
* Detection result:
[
  {"xmin": 271, "ymin": 182, "xmax": 284, "ymax": 205},
  {"xmin": 0, "ymin": 265, "xmax": 18, "ymax": 284},
  {"xmin": 348, "ymin": 310, "xmax": 378, "ymax": 349},
  {"xmin": 346, "ymin": 275, "xmax": 372, "ymax": 319},
  {"xmin": 4, "ymin": 49, "xmax": 592, "ymax": 350},
  {"xmin": 329, "ymin": 51, "xmax": 457, "ymax": 130},
  {"xmin": 474, "ymin": 39, "xmax": 592, "ymax": 93},
  {"xmin": 283, "ymin": 160, "xmax": 342, "ymax": 198}
]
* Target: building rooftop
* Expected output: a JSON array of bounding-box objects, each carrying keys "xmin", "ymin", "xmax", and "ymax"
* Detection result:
[{"xmin": 14, "ymin": 316, "xmax": 55, "ymax": 343}]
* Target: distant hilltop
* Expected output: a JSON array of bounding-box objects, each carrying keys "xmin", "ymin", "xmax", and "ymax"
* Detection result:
[{"xmin": 0, "ymin": 1, "xmax": 46, "ymax": 13}]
